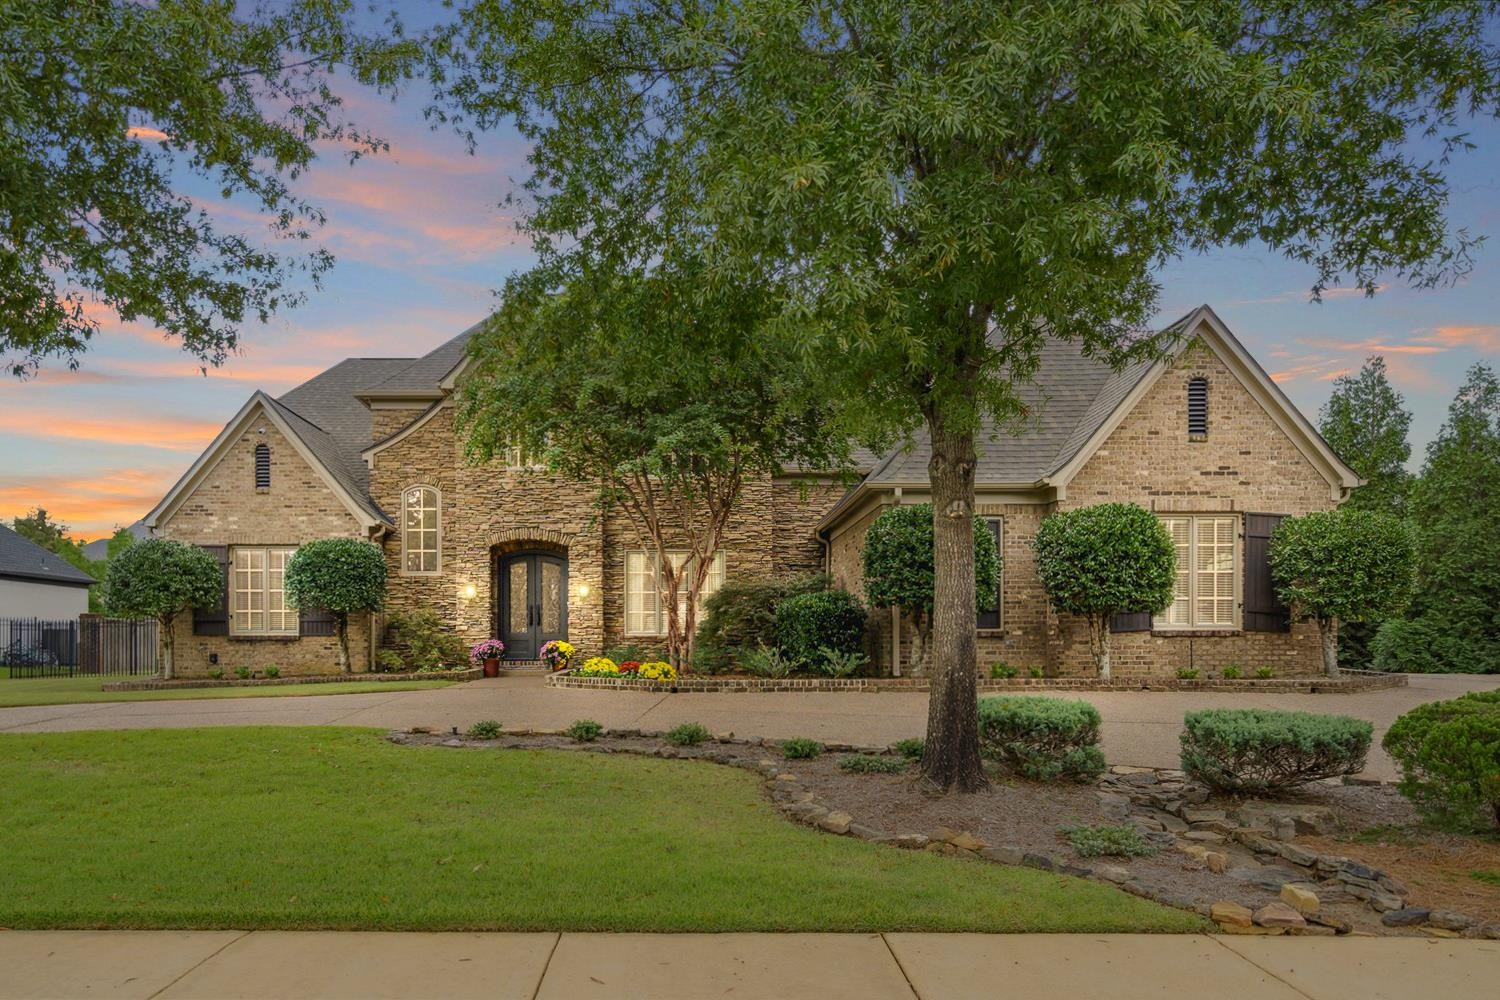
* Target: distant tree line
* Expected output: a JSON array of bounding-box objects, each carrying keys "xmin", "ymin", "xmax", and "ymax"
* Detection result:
[{"xmin": 10, "ymin": 509, "xmax": 135, "ymax": 614}]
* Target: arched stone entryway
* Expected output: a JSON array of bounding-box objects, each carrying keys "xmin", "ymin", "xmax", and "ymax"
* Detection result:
[{"xmin": 489, "ymin": 530, "xmax": 572, "ymax": 660}]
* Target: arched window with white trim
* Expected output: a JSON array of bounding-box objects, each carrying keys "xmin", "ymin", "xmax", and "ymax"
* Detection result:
[{"xmin": 402, "ymin": 486, "xmax": 440, "ymax": 574}]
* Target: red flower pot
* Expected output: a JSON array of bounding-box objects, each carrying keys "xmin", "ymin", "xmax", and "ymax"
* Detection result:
[{"xmin": 483, "ymin": 658, "xmax": 500, "ymax": 678}]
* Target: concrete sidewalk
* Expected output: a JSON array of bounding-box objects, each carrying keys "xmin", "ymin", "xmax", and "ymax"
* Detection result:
[
  {"xmin": 2, "ymin": 931, "xmax": 1497, "ymax": 999},
  {"xmin": 4, "ymin": 672, "xmax": 1498, "ymax": 778}
]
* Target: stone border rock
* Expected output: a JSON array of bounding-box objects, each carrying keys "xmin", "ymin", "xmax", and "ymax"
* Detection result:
[
  {"xmin": 546, "ymin": 669, "xmax": 1406, "ymax": 695},
  {"xmin": 102, "ymin": 667, "xmax": 480, "ymax": 691}
]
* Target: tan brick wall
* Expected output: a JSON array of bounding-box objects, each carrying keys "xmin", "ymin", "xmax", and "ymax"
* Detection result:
[
  {"xmin": 156, "ymin": 410, "xmax": 372, "ymax": 676},
  {"xmin": 1048, "ymin": 340, "xmax": 1338, "ymax": 677},
  {"xmin": 974, "ymin": 501, "xmax": 1051, "ymax": 673}
]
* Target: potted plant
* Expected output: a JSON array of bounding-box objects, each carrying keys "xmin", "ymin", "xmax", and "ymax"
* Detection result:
[
  {"xmin": 539, "ymin": 639, "xmax": 575, "ymax": 672},
  {"xmin": 469, "ymin": 639, "xmax": 506, "ymax": 678}
]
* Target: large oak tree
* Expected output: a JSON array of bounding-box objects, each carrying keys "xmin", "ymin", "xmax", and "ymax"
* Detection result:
[{"xmin": 431, "ymin": 1, "xmax": 1500, "ymax": 790}]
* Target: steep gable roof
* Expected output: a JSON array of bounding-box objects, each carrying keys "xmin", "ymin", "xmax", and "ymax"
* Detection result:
[
  {"xmin": 357, "ymin": 321, "xmax": 485, "ymax": 398},
  {"xmin": 0, "ymin": 524, "xmax": 96, "ymax": 588}
]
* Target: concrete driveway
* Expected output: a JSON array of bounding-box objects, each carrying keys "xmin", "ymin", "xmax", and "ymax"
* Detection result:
[{"xmin": 2, "ymin": 672, "xmax": 1497, "ymax": 779}]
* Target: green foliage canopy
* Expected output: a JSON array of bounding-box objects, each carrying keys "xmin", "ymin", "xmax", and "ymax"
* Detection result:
[
  {"xmin": 285, "ymin": 538, "xmax": 387, "ymax": 673},
  {"xmin": 1319, "ymin": 357, "xmax": 1413, "ymax": 517},
  {"xmin": 1, "ymin": 0, "xmax": 422, "ymax": 375},
  {"xmin": 1269, "ymin": 509, "xmax": 1414, "ymax": 626},
  {"xmin": 104, "ymin": 539, "xmax": 221, "ymax": 678},
  {"xmin": 861, "ymin": 504, "xmax": 999, "ymax": 619},
  {"xmin": 1383, "ymin": 691, "xmax": 1500, "ymax": 831},
  {"xmin": 1034, "ymin": 503, "xmax": 1175, "ymax": 620}
]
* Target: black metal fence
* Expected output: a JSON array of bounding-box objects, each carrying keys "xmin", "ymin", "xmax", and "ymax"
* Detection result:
[{"xmin": 1, "ymin": 616, "xmax": 158, "ymax": 678}]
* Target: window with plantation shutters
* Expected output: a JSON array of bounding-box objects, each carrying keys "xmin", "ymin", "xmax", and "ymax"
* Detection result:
[
  {"xmin": 1188, "ymin": 378, "xmax": 1208, "ymax": 438},
  {"xmin": 625, "ymin": 549, "xmax": 726, "ymax": 636},
  {"xmin": 231, "ymin": 546, "xmax": 298, "ymax": 636},
  {"xmin": 1156, "ymin": 515, "xmax": 1237, "ymax": 628},
  {"xmin": 254, "ymin": 443, "xmax": 270, "ymax": 489}
]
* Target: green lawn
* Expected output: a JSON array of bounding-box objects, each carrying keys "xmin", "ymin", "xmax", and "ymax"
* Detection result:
[
  {"xmin": 0, "ymin": 671, "xmax": 452, "ymax": 707},
  {"xmin": 0, "ymin": 727, "xmax": 1204, "ymax": 933}
]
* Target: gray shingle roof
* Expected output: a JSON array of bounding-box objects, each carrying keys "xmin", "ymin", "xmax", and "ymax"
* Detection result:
[
  {"xmin": 0, "ymin": 524, "xmax": 97, "ymax": 587},
  {"xmin": 358, "ymin": 320, "xmax": 485, "ymax": 395}
]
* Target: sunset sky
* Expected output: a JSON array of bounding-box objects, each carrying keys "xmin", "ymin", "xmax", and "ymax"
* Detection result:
[{"xmin": 3, "ymin": 36, "xmax": 1499, "ymax": 541}]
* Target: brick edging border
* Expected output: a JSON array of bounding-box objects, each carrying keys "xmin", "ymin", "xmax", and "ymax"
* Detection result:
[
  {"xmin": 101, "ymin": 668, "xmax": 481, "ymax": 691},
  {"xmin": 544, "ymin": 669, "xmax": 1407, "ymax": 695}
]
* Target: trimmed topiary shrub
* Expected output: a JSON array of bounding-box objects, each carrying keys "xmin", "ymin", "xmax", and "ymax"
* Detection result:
[
  {"xmin": 780, "ymin": 737, "xmax": 822, "ymax": 759},
  {"xmin": 1180, "ymin": 709, "xmax": 1373, "ymax": 793},
  {"xmin": 666, "ymin": 722, "xmax": 711, "ymax": 746},
  {"xmin": 103, "ymin": 538, "xmax": 222, "ymax": 680},
  {"xmin": 284, "ymin": 538, "xmax": 387, "ymax": 674},
  {"xmin": 977, "ymin": 696, "xmax": 1105, "ymax": 782},
  {"xmin": 1383, "ymin": 691, "xmax": 1500, "ymax": 831},
  {"xmin": 774, "ymin": 589, "xmax": 866, "ymax": 666},
  {"xmin": 693, "ymin": 573, "xmax": 830, "ymax": 673}
]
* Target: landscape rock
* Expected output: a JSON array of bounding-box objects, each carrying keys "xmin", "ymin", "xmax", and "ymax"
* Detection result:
[
  {"xmin": 1210, "ymin": 900, "xmax": 1254, "ymax": 927},
  {"xmin": 1306, "ymin": 913, "xmax": 1352, "ymax": 934},
  {"xmin": 1021, "ymin": 852, "xmax": 1055, "ymax": 871},
  {"xmin": 1182, "ymin": 830, "xmax": 1227, "ymax": 844},
  {"xmin": 818, "ymin": 811, "xmax": 853, "ymax": 835},
  {"xmin": 1291, "ymin": 924, "xmax": 1338, "ymax": 936},
  {"xmin": 1421, "ymin": 927, "xmax": 1461, "ymax": 939},
  {"xmin": 949, "ymin": 831, "xmax": 988, "ymax": 852},
  {"xmin": 1380, "ymin": 907, "xmax": 1431, "ymax": 927},
  {"xmin": 1277, "ymin": 843, "xmax": 1320, "ymax": 868},
  {"xmin": 1227, "ymin": 865, "xmax": 1303, "ymax": 892},
  {"xmin": 1095, "ymin": 864, "xmax": 1132, "ymax": 884},
  {"xmin": 1182, "ymin": 808, "xmax": 1227, "ymax": 824},
  {"xmin": 1369, "ymin": 892, "xmax": 1406, "ymax": 913},
  {"xmin": 927, "ymin": 826, "xmax": 960, "ymax": 844},
  {"xmin": 1279, "ymin": 883, "xmax": 1320, "ymax": 915},
  {"xmin": 925, "ymin": 841, "xmax": 959, "ymax": 855},
  {"xmin": 1253, "ymin": 901, "xmax": 1307, "ymax": 929},
  {"xmin": 979, "ymin": 846, "xmax": 1025, "ymax": 866},
  {"xmin": 1428, "ymin": 910, "xmax": 1475, "ymax": 932},
  {"xmin": 847, "ymin": 823, "xmax": 886, "ymax": 841},
  {"xmin": 888, "ymin": 834, "xmax": 929, "ymax": 850},
  {"xmin": 1204, "ymin": 852, "xmax": 1229, "ymax": 874}
]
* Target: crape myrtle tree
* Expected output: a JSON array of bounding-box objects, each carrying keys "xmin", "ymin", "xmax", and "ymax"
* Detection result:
[
  {"xmin": 1269, "ymin": 509, "xmax": 1414, "ymax": 676},
  {"xmin": 103, "ymin": 539, "xmax": 221, "ymax": 680},
  {"xmin": 284, "ymin": 538, "xmax": 388, "ymax": 674},
  {"xmin": 430, "ymin": 1, "xmax": 1500, "ymax": 791},
  {"xmin": 861, "ymin": 504, "xmax": 999, "ymax": 677},
  {"xmin": 1034, "ymin": 504, "xmax": 1177, "ymax": 681},
  {"xmin": 1, "ymin": 0, "xmax": 423, "ymax": 376},
  {"xmin": 458, "ymin": 260, "xmax": 850, "ymax": 670}
]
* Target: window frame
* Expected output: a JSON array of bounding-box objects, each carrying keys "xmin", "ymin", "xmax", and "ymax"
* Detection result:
[
  {"xmin": 400, "ymin": 485, "xmax": 442, "ymax": 576},
  {"xmin": 624, "ymin": 549, "xmax": 727, "ymax": 637},
  {"xmin": 977, "ymin": 517, "xmax": 1004, "ymax": 631},
  {"xmin": 230, "ymin": 545, "xmax": 299, "ymax": 637},
  {"xmin": 1154, "ymin": 513, "xmax": 1240, "ymax": 631}
]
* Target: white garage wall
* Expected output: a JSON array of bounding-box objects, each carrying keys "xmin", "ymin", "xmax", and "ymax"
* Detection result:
[{"xmin": 0, "ymin": 578, "xmax": 90, "ymax": 620}]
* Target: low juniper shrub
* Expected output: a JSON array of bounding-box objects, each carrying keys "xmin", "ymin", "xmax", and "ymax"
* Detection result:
[
  {"xmin": 838, "ymin": 754, "xmax": 907, "ymax": 774},
  {"xmin": 1180, "ymin": 708, "xmax": 1372, "ymax": 794},
  {"xmin": 667, "ymin": 722, "xmax": 711, "ymax": 746},
  {"xmin": 977, "ymin": 696, "xmax": 1105, "ymax": 782},
  {"xmin": 1063, "ymin": 823, "xmax": 1159, "ymax": 859},
  {"xmin": 567, "ymin": 719, "xmax": 604, "ymax": 743},
  {"xmin": 780, "ymin": 737, "xmax": 822, "ymax": 759},
  {"xmin": 466, "ymin": 719, "xmax": 503, "ymax": 740}
]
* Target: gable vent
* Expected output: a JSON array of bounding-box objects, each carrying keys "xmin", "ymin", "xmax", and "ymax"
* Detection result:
[
  {"xmin": 254, "ymin": 443, "xmax": 271, "ymax": 489},
  {"xmin": 1187, "ymin": 378, "xmax": 1208, "ymax": 438}
]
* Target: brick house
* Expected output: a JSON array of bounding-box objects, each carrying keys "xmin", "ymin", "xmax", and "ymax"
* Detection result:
[{"xmin": 143, "ymin": 305, "xmax": 1358, "ymax": 679}]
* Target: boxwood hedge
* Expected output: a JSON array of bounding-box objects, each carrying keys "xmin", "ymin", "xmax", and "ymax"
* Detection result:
[
  {"xmin": 1179, "ymin": 708, "xmax": 1372, "ymax": 793},
  {"xmin": 1383, "ymin": 690, "xmax": 1500, "ymax": 831}
]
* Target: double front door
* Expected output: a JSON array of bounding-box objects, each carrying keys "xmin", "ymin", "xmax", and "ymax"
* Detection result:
[{"xmin": 498, "ymin": 551, "xmax": 567, "ymax": 660}]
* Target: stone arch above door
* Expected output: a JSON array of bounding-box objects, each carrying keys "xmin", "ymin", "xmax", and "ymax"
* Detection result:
[{"xmin": 486, "ymin": 527, "xmax": 574, "ymax": 556}]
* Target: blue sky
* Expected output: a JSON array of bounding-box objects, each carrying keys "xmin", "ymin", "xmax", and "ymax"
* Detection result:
[{"xmin": 2, "ymin": 46, "xmax": 1497, "ymax": 539}]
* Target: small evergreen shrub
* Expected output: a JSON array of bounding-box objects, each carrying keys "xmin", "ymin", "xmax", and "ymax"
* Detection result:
[
  {"xmin": 208, "ymin": 668, "xmax": 224, "ymax": 680},
  {"xmin": 666, "ymin": 722, "xmax": 711, "ymax": 746},
  {"xmin": 1176, "ymin": 667, "xmax": 1200, "ymax": 680},
  {"xmin": 385, "ymin": 610, "xmax": 466, "ymax": 670},
  {"xmin": 978, "ymin": 696, "xmax": 1106, "ymax": 782},
  {"xmin": 567, "ymin": 719, "xmax": 604, "ymax": 742},
  {"xmin": 1255, "ymin": 666, "xmax": 1275, "ymax": 679},
  {"xmin": 264, "ymin": 665, "xmax": 281, "ymax": 679},
  {"xmin": 781, "ymin": 737, "xmax": 822, "ymax": 759},
  {"xmin": 1383, "ymin": 691, "xmax": 1500, "ymax": 831},
  {"xmin": 838, "ymin": 754, "xmax": 907, "ymax": 774},
  {"xmin": 466, "ymin": 719, "xmax": 503, "ymax": 740},
  {"xmin": 1180, "ymin": 709, "xmax": 1372, "ymax": 793},
  {"xmin": 235, "ymin": 666, "xmax": 251, "ymax": 680},
  {"xmin": 989, "ymin": 662, "xmax": 1018, "ymax": 679},
  {"xmin": 743, "ymin": 645, "xmax": 797, "ymax": 679},
  {"xmin": 892, "ymin": 738, "xmax": 925, "ymax": 760},
  {"xmin": 1221, "ymin": 664, "xmax": 1243, "ymax": 680},
  {"xmin": 775, "ymin": 590, "xmax": 866, "ymax": 665},
  {"xmin": 375, "ymin": 648, "xmax": 406, "ymax": 673},
  {"xmin": 1028, "ymin": 667, "xmax": 1044, "ymax": 679},
  {"xmin": 810, "ymin": 647, "xmax": 867, "ymax": 678},
  {"xmin": 1063, "ymin": 823, "xmax": 1160, "ymax": 858},
  {"xmin": 693, "ymin": 573, "xmax": 830, "ymax": 673}
]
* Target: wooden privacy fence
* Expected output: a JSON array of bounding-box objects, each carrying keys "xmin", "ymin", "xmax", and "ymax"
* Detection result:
[{"xmin": 0, "ymin": 615, "xmax": 157, "ymax": 677}]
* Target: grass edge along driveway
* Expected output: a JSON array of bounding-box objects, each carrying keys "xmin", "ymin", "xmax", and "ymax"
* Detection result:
[
  {"xmin": 0, "ymin": 727, "xmax": 1204, "ymax": 934},
  {"xmin": 0, "ymin": 672, "xmax": 453, "ymax": 708}
]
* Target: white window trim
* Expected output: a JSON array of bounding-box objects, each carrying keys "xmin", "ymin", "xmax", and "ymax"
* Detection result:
[
  {"xmin": 230, "ymin": 545, "xmax": 299, "ymax": 636},
  {"xmin": 1153, "ymin": 513, "xmax": 1241, "ymax": 631},
  {"xmin": 625, "ymin": 549, "xmax": 727, "ymax": 637},
  {"xmin": 401, "ymin": 485, "xmax": 442, "ymax": 576}
]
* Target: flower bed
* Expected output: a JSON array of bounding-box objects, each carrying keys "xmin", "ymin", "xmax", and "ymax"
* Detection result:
[
  {"xmin": 545, "ymin": 669, "xmax": 1407, "ymax": 694},
  {"xmin": 102, "ymin": 667, "xmax": 480, "ymax": 692}
]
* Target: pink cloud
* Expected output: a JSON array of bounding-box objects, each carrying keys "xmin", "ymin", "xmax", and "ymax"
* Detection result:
[
  {"xmin": 0, "ymin": 408, "xmax": 222, "ymax": 451},
  {"xmin": 126, "ymin": 126, "xmax": 171, "ymax": 142},
  {"xmin": 1418, "ymin": 325, "xmax": 1500, "ymax": 352},
  {"xmin": 0, "ymin": 468, "xmax": 175, "ymax": 537}
]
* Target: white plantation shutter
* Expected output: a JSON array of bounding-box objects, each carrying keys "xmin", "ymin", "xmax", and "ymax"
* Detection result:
[
  {"xmin": 1154, "ymin": 515, "xmax": 1239, "ymax": 629},
  {"xmin": 232, "ymin": 546, "xmax": 298, "ymax": 636}
]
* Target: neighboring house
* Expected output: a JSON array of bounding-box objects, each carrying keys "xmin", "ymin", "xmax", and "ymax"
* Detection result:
[
  {"xmin": 0, "ymin": 524, "xmax": 96, "ymax": 619},
  {"xmin": 143, "ymin": 305, "xmax": 1358, "ymax": 679}
]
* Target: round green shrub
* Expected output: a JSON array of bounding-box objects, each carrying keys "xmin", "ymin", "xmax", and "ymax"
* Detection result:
[
  {"xmin": 1179, "ymin": 708, "xmax": 1373, "ymax": 793},
  {"xmin": 693, "ymin": 573, "xmax": 829, "ymax": 674},
  {"xmin": 891, "ymin": 738, "xmax": 925, "ymax": 760},
  {"xmin": 780, "ymin": 737, "xmax": 822, "ymax": 759},
  {"xmin": 977, "ymin": 696, "xmax": 1105, "ymax": 782},
  {"xmin": 666, "ymin": 722, "xmax": 711, "ymax": 746},
  {"xmin": 567, "ymin": 719, "xmax": 604, "ymax": 742},
  {"xmin": 466, "ymin": 719, "xmax": 503, "ymax": 740},
  {"xmin": 1383, "ymin": 691, "xmax": 1500, "ymax": 831},
  {"xmin": 774, "ymin": 589, "xmax": 866, "ymax": 665}
]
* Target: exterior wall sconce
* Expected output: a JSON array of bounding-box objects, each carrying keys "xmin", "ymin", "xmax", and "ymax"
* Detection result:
[
  {"xmin": 460, "ymin": 583, "xmax": 477, "ymax": 600},
  {"xmin": 577, "ymin": 583, "xmax": 591, "ymax": 598}
]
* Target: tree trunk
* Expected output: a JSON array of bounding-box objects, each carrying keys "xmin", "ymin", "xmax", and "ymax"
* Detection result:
[
  {"xmin": 919, "ymin": 406, "xmax": 988, "ymax": 793},
  {"xmin": 1319, "ymin": 617, "xmax": 1340, "ymax": 676},
  {"xmin": 159, "ymin": 613, "xmax": 175, "ymax": 681},
  {"xmin": 908, "ymin": 611, "xmax": 930, "ymax": 677},
  {"xmin": 1091, "ymin": 615, "xmax": 1112, "ymax": 681},
  {"xmin": 335, "ymin": 614, "xmax": 351, "ymax": 674}
]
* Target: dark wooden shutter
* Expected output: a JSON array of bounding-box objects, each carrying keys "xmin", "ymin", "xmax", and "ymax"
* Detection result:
[
  {"xmin": 1110, "ymin": 611, "xmax": 1152, "ymax": 633},
  {"xmin": 299, "ymin": 606, "xmax": 336, "ymax": 637},
  {"xmin": 193, "ymin": 545, "xmax": 230, "ymax": 635},
  {"xmin": 1244, "ymin": 513, "xmax": 1291, "ymax": 632},
  {"xmin": 977, "ymin": 518, "xmax": 1003, "ymax": 629}
]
